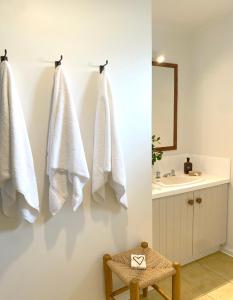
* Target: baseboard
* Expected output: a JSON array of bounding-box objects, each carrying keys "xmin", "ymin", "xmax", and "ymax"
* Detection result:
[
  {"xmin": 221, "ymin": 246, "xmax": 233, "ymax": 257},
  {"xmin": 180, "ymin": 246, "xmax": 222, "ymax": 265}
]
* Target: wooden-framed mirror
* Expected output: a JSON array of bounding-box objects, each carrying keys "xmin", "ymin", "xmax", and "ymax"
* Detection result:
[{"xmin": 152, "ymin": 61, "xmax": 178, "ymax": 151}]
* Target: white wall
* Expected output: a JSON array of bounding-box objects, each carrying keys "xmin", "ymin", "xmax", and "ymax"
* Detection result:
[
  {"xmin": 187, "ymin": 14, "xmax": 233, "ymax": 253},
  {"xmin": 152, "ymin": 22, "xmax": 191, "ymax": 155},
  {"xmin": 0, "ymin": 1, "xmax": 152, "ymax": 300}
]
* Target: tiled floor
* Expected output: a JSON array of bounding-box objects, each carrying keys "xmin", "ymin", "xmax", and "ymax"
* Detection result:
[{"xmin": 143, "ymin": 252, "xmax": 233, "ymax": 300}]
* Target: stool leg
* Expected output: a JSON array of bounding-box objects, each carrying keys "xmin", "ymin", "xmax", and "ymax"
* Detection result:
[
  {"xmin": 172, "ymin": 263, "xmax": 181, "ymax": 300},
  {"xmin": 141, "ymin": 242, "xmax": 148, "ymax": 298},
  {"xmin": 141, "ymin": 241, "xmax": 148, "ymax": 248},
  {"xmin": 143, "ymin": 287, "xmax": 148, "ymax": 297},
  {"xmin": 130, "ymin": 279, "xmax": 140, "ymax": 300},
  {"xmin": 103, "ymin": 254, "xmax": 113, "ymax": 300}
]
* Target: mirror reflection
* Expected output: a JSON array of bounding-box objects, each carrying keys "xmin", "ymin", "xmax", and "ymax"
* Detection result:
[{"xmin": 152, "ymin": 62, "xmax": 178, "ymax": 151}]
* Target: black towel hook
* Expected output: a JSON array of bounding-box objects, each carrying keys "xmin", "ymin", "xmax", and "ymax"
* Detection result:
[
  {"xmin": 99, "ymin": 60, "xmax": 108, "ymax": 74},
  {"xmin": 55, "ymin": 55, "xmax": 63, "ymax": 68},
  {"xmin": 1, "ymin": 49, "xmax": 8, "ymax": 62}
]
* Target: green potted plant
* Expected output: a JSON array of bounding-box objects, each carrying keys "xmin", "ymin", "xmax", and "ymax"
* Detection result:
[{"xmin": 152, "ymin": 135, "xmax": 163, "ymax": 166}]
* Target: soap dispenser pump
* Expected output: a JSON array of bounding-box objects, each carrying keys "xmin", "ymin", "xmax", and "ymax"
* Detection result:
[{"xmin": 184, "ymin": 157, "xmax": 192, "ymax": 174}]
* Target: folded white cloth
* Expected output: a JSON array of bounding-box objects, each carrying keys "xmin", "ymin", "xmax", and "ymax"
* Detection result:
[
  {"xmin": 47, "ymin": 66, "xmax": 89, "ymax": 215},
  {"xmin": 92, "ymin": 70, "xmax": 127, "ymax": 208},
  {"xmin": 0, "ymin": 61, "xmax": 39, "ymax": 223}
]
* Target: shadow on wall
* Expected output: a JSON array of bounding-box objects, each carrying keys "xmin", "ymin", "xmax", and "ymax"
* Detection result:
[
  {"xmin": 0, "ymin": 209, "xmax": 21, "ymax": 231},
  {"xmin": 90, "ymin": 185, "xmax": 128, "ymax": 249},
  {"xmin": 0, "ymin": 210, "xmax": 34, "ymax": 280},
  {"xmin": 66, "ymin": 186, "xmax": 128, "ymax": 300},
  {"xmin": 43, "ymin": 203, "xmax": 86, "ymax": 259}
]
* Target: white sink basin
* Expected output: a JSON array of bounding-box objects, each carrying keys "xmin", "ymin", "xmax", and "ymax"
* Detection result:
[{"xmin": 155, "ymin": 175, "xmax": 204, "ymax": 187}]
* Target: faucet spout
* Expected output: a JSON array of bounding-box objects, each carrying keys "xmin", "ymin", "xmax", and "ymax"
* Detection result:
[
  {"xmin": 163, "ymin": 173, "xmax": 171, "ymax": 178},
  {"xmin": 163, "ymin": 169, "xmax": 176, "ymax": 177}
]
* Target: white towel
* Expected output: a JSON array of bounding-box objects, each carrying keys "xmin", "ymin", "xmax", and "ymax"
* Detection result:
[
  {"xmin": 47, "ymin": 65, "xmax": 89, "ymax": 215},
  {"xmin": 0, "ymin": 61, "xmax": 39, "ymax": 223},
  {"xmin": 92, "ymin": 70, "xmax": 127, "ymax": 208}
]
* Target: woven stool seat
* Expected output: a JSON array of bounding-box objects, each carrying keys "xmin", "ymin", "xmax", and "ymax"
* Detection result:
[
  {"xmin": 107, "ymin": 245, "xmax": 175, "ymax": 289},
  {"xmin": 103, "ymin": 242, "xmax": 180, "ymax": 300}
]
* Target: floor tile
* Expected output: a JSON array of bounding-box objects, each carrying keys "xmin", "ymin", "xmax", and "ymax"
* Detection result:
[
  {"xmin": 145, "ymin": 252, "xmax": 233, "ymax": 300},
  {"xmin": 141, "ymin": 290, "xmax": 163, "ymax": 300},
  {"xmin": 195, "ymin": 296, "xmax": 214, "ymax": 300},
  {"xmin": 208, "ymin": 282, "xmax": 233, "ymax": 300},
  {"xmin": 182, "ymin": 261, "xmax": 227, "ymax": 296},
  {"xmin": 198, "ymin": 252, "xmax": 233, "ymax": 283}
]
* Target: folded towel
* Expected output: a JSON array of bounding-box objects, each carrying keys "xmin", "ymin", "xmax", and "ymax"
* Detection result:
[
  {"xmin": 47, "ymin": 66, "xmax": 89, "ymax": 215},
  {"xmin": 92, "ymin": 70, "xmax": 127, "ymax": 208},
  {"xmin": 0, "ymin": 61, "xmax": 39, "ymax": 223}
]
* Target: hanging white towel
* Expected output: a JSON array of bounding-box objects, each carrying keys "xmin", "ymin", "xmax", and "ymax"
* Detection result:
[
  {"xmin": 0, "ymin": 61, "xmax": 39, "ymax": 223},
  {"xmin": 47, "ymin": 66, "xmax": 89, "ymax": 215},
  {"xmin": 92, "ymin": 70, "xmax": 127, "ymax": 208}
]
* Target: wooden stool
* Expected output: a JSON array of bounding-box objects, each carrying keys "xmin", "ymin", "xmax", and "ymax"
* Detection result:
[{"xmin": 103, "ymin": 241, "xmax": 180, "ymax": 300}]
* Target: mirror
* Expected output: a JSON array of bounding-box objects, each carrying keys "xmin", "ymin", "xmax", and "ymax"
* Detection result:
[{"xmin": 152, "ymin": 62, "xmax": 178, "ymax": 151}]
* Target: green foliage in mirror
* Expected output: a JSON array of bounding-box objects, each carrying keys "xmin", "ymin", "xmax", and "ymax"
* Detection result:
[{"xmin": 152, "ymin": 135, "xmax": 163, "ymax": 166}]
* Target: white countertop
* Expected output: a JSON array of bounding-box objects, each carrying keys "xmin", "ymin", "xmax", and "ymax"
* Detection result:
[{"xmin": 152, "ymin": 174, "xmax": 230, "ymax": 199}]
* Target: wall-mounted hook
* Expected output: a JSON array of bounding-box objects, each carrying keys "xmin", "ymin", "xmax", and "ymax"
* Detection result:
[
  {"xmin": 99, "ymin": 60, "xmax": 108, "ymax": 74},
  {"xmin": 1, "ymin": 49, "xmax": 8, "ymax": 62},
  {"xmin": 55, "ymin": 55, "xmax": 63, "ymax": 68}
]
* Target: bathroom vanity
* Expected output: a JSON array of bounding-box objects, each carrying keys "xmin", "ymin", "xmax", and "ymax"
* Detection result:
[{"xmin": 152, "ymin": 155, "xmax": 231, "ymax": 265}]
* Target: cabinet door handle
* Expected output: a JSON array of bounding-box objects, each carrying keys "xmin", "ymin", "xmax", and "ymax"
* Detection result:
[
  {"xmin": 187, "ymin": 199, "xmax": 194, "ymax": 206},
  {"xmin": 196, "ymin": 197, "xmax": 202, "ymax": 204}
]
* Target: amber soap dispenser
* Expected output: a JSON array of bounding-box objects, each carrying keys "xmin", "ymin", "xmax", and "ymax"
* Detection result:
[{"xmin": 184, "ymin": 157, "xmax": 192, "ymax": 174}]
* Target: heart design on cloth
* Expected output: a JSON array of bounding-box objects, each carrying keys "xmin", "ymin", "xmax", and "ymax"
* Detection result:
[{"xmin": 133, "ymin": 255, "xmax": 144, "ymax": 266}]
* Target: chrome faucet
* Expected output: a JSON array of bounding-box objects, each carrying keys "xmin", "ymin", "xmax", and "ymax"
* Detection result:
[
  {"xmin": 163, "ymin": 169, "xmax": 176, "ymax": 177},
  {"xmin": 163, "ymin": 172, "xmax": 170, "ymax": 178},
  {"xmin": 155, "ymin": 171, "xmax": 161, "ymax": 179},
  {"xmin": 171, "ymin": 169, "xmax": 176, "ymax": 176}
]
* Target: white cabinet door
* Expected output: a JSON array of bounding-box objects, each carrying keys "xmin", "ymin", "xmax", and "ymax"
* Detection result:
[
  {"xmin": 152, "ymin": 192, "xmax": 194, "ymax": 264},
  {"xmin": 193, "ymin": 184, "xmax": 228, "ymax": 256}
]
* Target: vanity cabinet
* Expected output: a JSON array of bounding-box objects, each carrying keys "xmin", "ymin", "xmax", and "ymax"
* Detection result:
[
  {"xmin": 152, "ymin": 184, "xmax": 228, "ymax": 265},
  {"xmin": 193, "ymin": 186, "xmax": 228, "ymax": 257}
]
